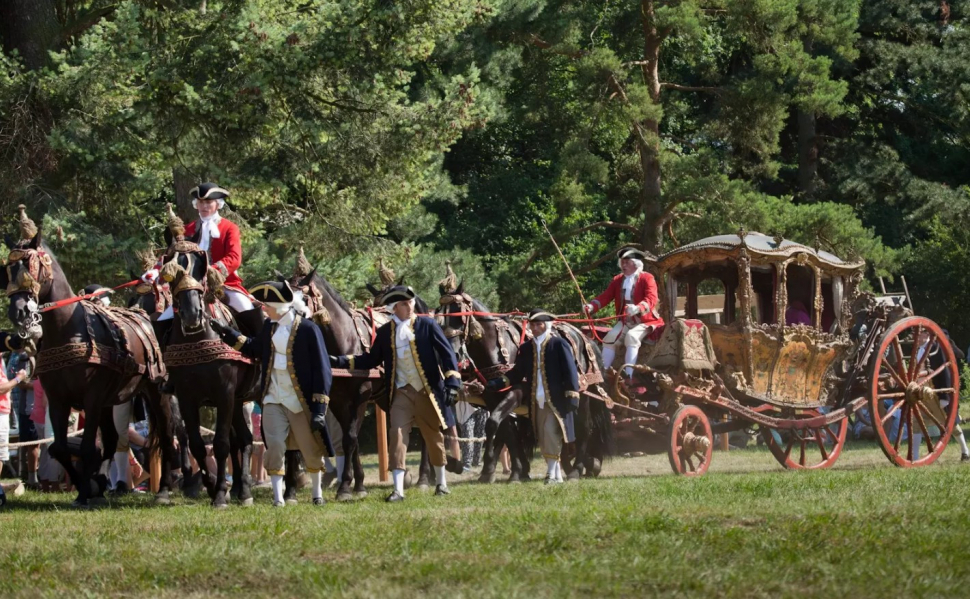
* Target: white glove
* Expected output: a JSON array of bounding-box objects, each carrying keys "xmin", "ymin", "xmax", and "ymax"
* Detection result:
[
  {"xmin": 583, "ymin": 303, "xmax": 595, "ymax": 315},
  {"xmin": 141, "ymin": 268, "xmax": 159, "ymax": 284},
  {"xmin": 625, "ymin": 304, "xmax": 640, "ymax": 316}
]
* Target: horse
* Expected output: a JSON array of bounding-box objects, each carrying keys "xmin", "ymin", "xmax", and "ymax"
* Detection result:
[
  {"xmin": 290, "ymin": 261, "xmax": 380, "ymax": 501},
  {"xmin": 153, "ymin": 224, "xmax": 262, "ymax": 508},
  {"xmin": 437, "ymin": 278, "xmax": 615, "ymax": 481},
  {"xmin": 2, "ymin": 209, "xmax": 178, "ymax": 507}
]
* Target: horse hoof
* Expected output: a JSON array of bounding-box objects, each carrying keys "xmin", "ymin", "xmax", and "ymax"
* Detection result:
[
  {"xmin": 354, "ymin": 490, "xmax": 368, "ymax": 499},
  {"xmin": 403, "ymin": 470, "xmax": 413, "ymax": 489},
  {"xmin": 70, "ymin": 499, "xmax": 89, "ymax": 509},
  {"xmin": 335, "ymin": 492, "xmax": 354, "ymax": 502},
  {"xmin": 478, "ymin": 471, "xmax": 496, "ymax": 484},
  {"xmin": 240, "ymin": 497, "xmax": 254, "ymax": 507},
  {"xmin": 416, "ymin": 482, "xmax": 430, "ymax": 491},
  {"xmin": 212, "ymin": 500, "xmax": 229, "ymax": 509},
  {"xmin": 88, "ymin": 497, "xmax": 109, "ymax": 509},
  {"xmin": 154, "ymin": 493, "xmax": 171, "ymax": 506},
  {"xmin": 567, "ymin": 470, "xmax": 581, "ymax": 481}
]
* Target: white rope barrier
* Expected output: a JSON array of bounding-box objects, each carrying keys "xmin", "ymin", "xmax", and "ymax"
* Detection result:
[{"xmin": 5, "ymin": 428, "xmax": 85, "ymax": 449}]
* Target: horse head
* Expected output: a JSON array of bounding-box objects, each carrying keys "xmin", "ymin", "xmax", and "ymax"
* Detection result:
[
  {"xmin": 160, "ymin": 261, "xmax": 206, "ymax": 335},
  {"xmin": 5, "ymin": 209, "xmax": 54, "ymax": 336}
]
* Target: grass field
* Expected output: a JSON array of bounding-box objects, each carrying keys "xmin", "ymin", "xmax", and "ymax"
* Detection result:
[{"xmin": 2, "ymin": 441, "xmax": 970, "ymax": 598}]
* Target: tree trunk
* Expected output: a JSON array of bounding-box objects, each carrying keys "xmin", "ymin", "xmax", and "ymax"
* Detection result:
[
  {"xmin": 0, "ymin": 0, "xmax": 60, "ymax": 70},
  {"xmin": 797, "ymin": 108, "xmax": 818, "ymax": 199},
  {"xmin": 638, "ymin": 0, "xmax": 664, "ymax": 253},
  {"xmin": 173, "ymin": 168, "xmax": 197, "ymax": 222}
]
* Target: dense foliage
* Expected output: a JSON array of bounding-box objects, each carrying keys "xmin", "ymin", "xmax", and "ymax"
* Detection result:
[{"xmin": 0, "ymin": 0, "xmax": 967, "ymax": 343}]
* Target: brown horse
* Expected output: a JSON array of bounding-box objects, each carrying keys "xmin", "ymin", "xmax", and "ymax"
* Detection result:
[
  {"xmin": 2, "ymin": 211, "xmax": 177, "ymax": 507},
  {"xmin": 290, "ymin": 264, "xmax": 377, "ymax": 501},
  {"xmin": 437, "ymin": 278, "xmax": 614, "ymax": 481}
]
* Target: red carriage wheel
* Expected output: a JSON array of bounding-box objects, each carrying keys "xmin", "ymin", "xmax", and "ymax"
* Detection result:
[
  {"xmin": 867, "ymin": 317, "xmax": 960, "ymax": 468},
  {"xmin": 760, "ymin": 410, "xmax": 848, "ymax": 470},
  {"xmin": 667, "ymin": 405, "xmax": 713, "ymax": 476}
]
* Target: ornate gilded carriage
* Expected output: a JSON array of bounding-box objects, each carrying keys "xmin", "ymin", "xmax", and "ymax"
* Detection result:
[{"xmin": 614, "ymin": 231, "xmax": 961, "ymax": 476}]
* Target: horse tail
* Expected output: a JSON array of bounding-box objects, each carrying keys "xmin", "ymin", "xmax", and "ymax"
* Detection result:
[
  {"xmin": 143, "ymin": 385, "xmax": 175, "ymax": 472},
  {"xmin": 588, "ymin": 388, "xmax": 615, "ymax": 459}
]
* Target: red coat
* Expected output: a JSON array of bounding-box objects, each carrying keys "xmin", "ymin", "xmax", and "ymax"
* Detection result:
[
  {"xmin": 185, "ymin": 218, "xmax": 246, "ymax": 294},
  {"xmin": 590, "ymin": 272, "xmax": 664, "ymax": 328}
]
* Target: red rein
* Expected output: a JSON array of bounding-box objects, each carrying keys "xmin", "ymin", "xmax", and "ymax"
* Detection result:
[{"xmin": 38, "ymin": 279, "xmax": 141, "ymax": 313}]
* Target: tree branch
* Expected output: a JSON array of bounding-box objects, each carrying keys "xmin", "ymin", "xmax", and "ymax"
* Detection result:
[
  {"xmin": 660, "ymin": 82, "xmax": 721, "ymax": 94},
  {"xmin": 521, "ymin": 34, "xmax": 588, "ymax": 59}
]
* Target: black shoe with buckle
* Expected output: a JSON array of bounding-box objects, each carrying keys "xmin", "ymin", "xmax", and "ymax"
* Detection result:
[
  {"xmin": 385, "ymin": 491, "xmax": 405, "ymax": 503},
  {"xmin": 434, "ymin": 485, "xmax": 450, "ymax": 496}
]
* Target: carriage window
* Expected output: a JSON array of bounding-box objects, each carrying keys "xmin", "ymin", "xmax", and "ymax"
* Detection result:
[
  {"xmin": 749, "ymin": 267, "xmax": 775, "ymax": 324},
  {"xmin": 820, "ymin": 277, "xmax": 841, "ymax": 333},
  {"xmin": 784, "ymin": 264, "xmax": 815, "ymax": 327}
]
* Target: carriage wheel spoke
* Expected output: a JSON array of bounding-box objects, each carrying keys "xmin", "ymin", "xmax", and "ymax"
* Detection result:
[
  {"xmin": 783, "ymin": 435, "xmax": 795, "ymax": 461},
  {"xmin": 891, "ymin": 337, "xmax": 910, "ymax": 384},
  {"xmin": 912, "ymin": 408, "xmax": 935, "ymax": 454},
  {"xmin": 799, "ymin": 440, "xmax": 807, "ymax": 467},
  {"xmin": 911, "ymin": 331, "xmax": 936, "ymax": 380},
  {"xmin": 916, "ymin": 362, "xmax": 951, "ymax": 386},
  {"xmin": 824, "ymin": 425, "xmax": 840, "ymax": 444},
  {"xmin": 685, "ymin": 456, "xmax": 695, "ymax": 472},
  {"xmin": 893, "ymin": 406, "xmax": 907, "ymax": 452},
  {"xmin": 880, "ymin": 400, "xmax": 905, "ymax": 425},
  {"xmin": 877, "ymin": 392, "xmax": 907, "ymax": 399},
  {"xmin": 882, "ymin": 357, "xmax": 908, "ymax": 390},
  {"xmin": 907, "ymin": 325, "xmax": 923, "ymax": 381},
  {"xmin": 915, "ymin": 402, "xmax": 946, "ymax": 433},
  {"xmin": 906, "ymin": 408, "xmax": 914, "ymax": 462},
  {"xmin": 814, "ymin": 431, "xmax": 829, "ymax": 461}
]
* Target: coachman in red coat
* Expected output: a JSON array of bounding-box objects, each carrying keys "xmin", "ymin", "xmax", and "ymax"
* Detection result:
[
  {"xmin": 584, "ymin": 247, "xmax": 664, "ymax": 377},
  {"xmin": 143, "ymin": 183, "xmax": 254, "ymax": 314}
]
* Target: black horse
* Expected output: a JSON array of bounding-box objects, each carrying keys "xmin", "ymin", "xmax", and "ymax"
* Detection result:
[
  {"xmin": 438, "ymin": 278, "xmax": 614, "ymax": 481},
  {"xmin": 2, "ymin": 208, "xmax": 178, "ymax": 507},
  {"xmin": 155, "ymin": 236, "xmax": 261, "ymax": 508}
]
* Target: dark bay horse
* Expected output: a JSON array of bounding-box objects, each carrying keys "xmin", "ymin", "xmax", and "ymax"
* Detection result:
[
  {"xmin": 438, "ymin": 280, "xmax": 615, "ymax": 481},
  {"xmin": 2, "ymin": 212, "xmax": 177, "ymax": 507},
  {"xmin": 155, "ymin": 242, "xmax": 261, "ymax": 508},
  {"xmin": 291, "ymin": 265, "xmax": 377, "ymax": 501}
]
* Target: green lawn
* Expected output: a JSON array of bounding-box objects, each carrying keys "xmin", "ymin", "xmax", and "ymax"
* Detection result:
[{"xmin": 2, "ymin": 442, "xmax": 970, "ymax": 598}]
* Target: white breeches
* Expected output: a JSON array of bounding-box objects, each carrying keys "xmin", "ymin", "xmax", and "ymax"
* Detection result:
[
  {"xmin": 157, "ymin": 288, "xmax": 253, "ymax": 321},
  {"xmin": 601, "ymin": 322, "xmax": 653, "ymax": 376}
]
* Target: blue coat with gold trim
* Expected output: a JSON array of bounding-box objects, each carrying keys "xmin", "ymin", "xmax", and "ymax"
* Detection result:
[
  {"xmin": 498, "ymin": 335, "xmax": 580, "ymax": 439},
  {"xmin": 334, "ymin": 316, "xmax": 460, "ymax": 430},
  {"xmin": 220, "ymin": 314, "xmax": 334, "ymax": 456}
]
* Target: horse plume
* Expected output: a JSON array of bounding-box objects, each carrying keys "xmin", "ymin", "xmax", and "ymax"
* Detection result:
[
  {"xmin": 438, "ymin": 260, "xmax": 458, "ymax": 295},
  {"xmin": 166, "ymin": 203, "xmax": 185, "ymax": 241},
  {"xmin": 294, "ymin": 244, "xmax": 313, "ymax": 278},
  {"xmin": 377, "ymin": 258, "xmax": 396, "ymax": 287},
  {"xmin": 16, "ymin": 204, "xmax": 37, "ymax": 242}
]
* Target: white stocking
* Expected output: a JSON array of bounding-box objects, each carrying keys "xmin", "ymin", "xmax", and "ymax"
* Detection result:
[
  {"xmin": 623, "ymin": 344, "xmax": 639, "ymax": 378},
  {"xmin": 956, "ymin": 426, "xmax": 969, "ymax": 456},
  {"xmin": 435, "ymin": 465, "xmax": 447, "ymax": 489},
  {"xmin": 601, "ymin": 345, "xmax": 616, "ymax": 370},
  {"xmin": 113, "ymin": 452, "xmax": 130, "ymax": 489},
  {"xmin": 545, "ymin": 457, "xmax": 557, "ymax": 479},
  {"xmin": 310, "ymin": 471, "xmax": 323, "ymax": 500},
  {"xmin": 392, "ymin": 469, "xmax": 405, "ymax": 496},
  {"xmin": 271, "ymin": 475, "xmax": 284, "ymax": 504}
]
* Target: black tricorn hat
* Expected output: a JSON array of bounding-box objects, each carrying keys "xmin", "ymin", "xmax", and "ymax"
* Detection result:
[
  {"xmin": 249, "ymin": 280, "xmax": 294, "ymax": 304},
  {"xmin": 190, "ymin": 182, "xmax": 230, "ymax": 201},
  {"xmin": 527, "ymin": 309, "xmax": 555, "ymax": 322},
  {"xmin": 617, "ymin": 247, "xmax": 652, "ymax": 261},
  {"xmin": 382, "ymin": 285, "xmax": 416, "ymax": 306}
]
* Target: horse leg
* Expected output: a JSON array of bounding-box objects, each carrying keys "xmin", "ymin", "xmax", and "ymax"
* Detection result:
[
  {"xmin": 479, "ymin": 394, "xmax": 518, "ymax": 483},
  {"xmin": 351, "ymin": 399, "xmax": 367, "ymax": 498},
  {"xmin": 179, "ymin": 398, "xmax": 213, "ymax": 499},
  {"xmin": 232, "ymin": 401, "xmax": 254, "ymax": 506},
  {"xmin": 569, "ymin": 398, "xmax": 590, "ymax": 480},
  {"xmin": 99, "ymin": 412, "xmax": 119, "ymax": 494},
  {"xmin": 416, "ymin": 435, "xmax": 432, "ymax": 489},
  {"xmin": 210, "ymin": 402, "xmax": 232, "ymax": 508},
  {"xmin": 334, "ymin": 402, "xmax": 355, "ymax": 502},
  {"xmin": 228, "ymin": 422, "xmax": 240, "ymax": 499},
  {"xmin": 509, "ymin": 415, "xmax": 535, "ymax": 483},
  {"xmin": 142, "ymin": 383, "xmax": 179, "ymax": 503},
  {"xmin": 47, "ymin": 401, "xmax": 83, "ymax": 505},
  {"xmin": 77, "ymin": 399, "xmax": 106, "ymax": 506},
  {"xmin": 283, "ymin": 450, "xmax": 302, "ymax": 503}
]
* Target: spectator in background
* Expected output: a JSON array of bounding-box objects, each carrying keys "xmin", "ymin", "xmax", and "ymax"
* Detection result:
[
  {"xmin": 8, "ymin": 351, "xmax": 38, "ymax": 489},
  {"xmin": 0, "ymin": 356, "xmax": 27, "ymax": 489}
]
